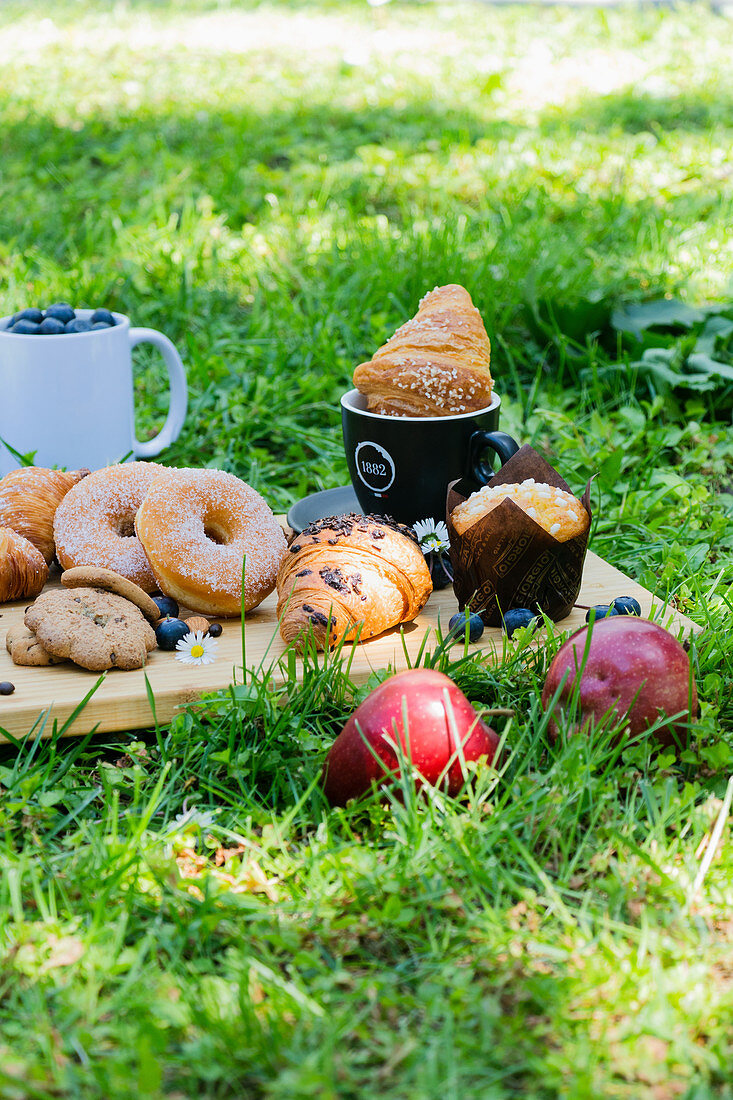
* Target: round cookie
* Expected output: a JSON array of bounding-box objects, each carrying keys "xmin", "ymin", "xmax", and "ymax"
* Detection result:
[
  {"xmin": 25, "ymin": 588, "xmax": 157, "ymax": 671},
  {"xmin": 61, "ymin": 566, "xmax": 161, "ymax": 623},
  {"xmin": 6, "ymin": 622, "xmax": 66, "ymax": 667}
]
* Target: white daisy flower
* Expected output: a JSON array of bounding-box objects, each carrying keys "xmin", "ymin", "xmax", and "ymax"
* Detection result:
[
  {"xmin": 413, "ymin": 518, "xmax": 450, "ymax": 553},
  {"xmin": 175, "ymin": 630, "xmax": 218, "ymax": 666}
]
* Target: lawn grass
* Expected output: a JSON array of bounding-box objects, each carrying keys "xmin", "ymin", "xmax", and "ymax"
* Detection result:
[{"xmin": 1, "ymin": 1, "xmax": 733, "ymax": 1096}]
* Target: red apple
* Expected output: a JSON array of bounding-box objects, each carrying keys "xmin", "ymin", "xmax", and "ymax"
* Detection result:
[
  {"xmin": 322, "ymin": 669, "xmax": 500, "ymax": 806},
  {"xmin": 542, "ymin": 617, "xmax": 697, "ymax": 746}
]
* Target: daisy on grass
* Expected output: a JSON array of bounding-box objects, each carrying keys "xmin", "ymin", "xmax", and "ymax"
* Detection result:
[
  {"xmin": 175, "ymin": 631, "xmax": 218, "ymax": 666},
  {"xmin": 413, "ymin": 518, "xmax": 449, "ymax": 554}
]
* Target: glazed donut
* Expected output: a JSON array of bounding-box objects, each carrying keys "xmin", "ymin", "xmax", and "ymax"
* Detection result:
[
  {"xmin": 135, "ymin": 468, "xmax": 287, "ymax": 616},
  {"xmin": 53, "ymin": 462, "xmax": 168, "ymax": 592}
]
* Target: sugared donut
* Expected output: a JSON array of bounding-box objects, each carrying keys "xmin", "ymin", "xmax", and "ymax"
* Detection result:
[
  {"xmin": 135, "ymin": 468, "xmax": 287, "ymax": 616},
  {"xmin": 53, "ymin": 463, "xmax": 168, "ymax": 592}
]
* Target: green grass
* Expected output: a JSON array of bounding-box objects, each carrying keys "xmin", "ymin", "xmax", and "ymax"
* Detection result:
[{"xmin": 1, "ymin": 1, "xmax": 733, "ymax": 1096}]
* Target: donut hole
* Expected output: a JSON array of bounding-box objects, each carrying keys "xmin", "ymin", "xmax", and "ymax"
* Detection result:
[
  {"xmin": 115, "ymin": 516, "xmax": 137, "ymax": 539},
  {"xmin": 204, "ymin": 520, "xmax": 230, "ymax": 546}
]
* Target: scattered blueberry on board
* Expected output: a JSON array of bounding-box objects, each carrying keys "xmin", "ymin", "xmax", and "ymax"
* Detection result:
[
  {"xmin": 155, "ymin": 617, "xmax": 191, "ymax": 650},
  {"xmin": 152, "ymin": 595, "xmax": 180, "ymax": 619},
  {"xmin": 585, "ymin": 604, "xmax": 619, "ymax": 622},
  {"xmin": 4, "ymin": 304, "xmax": 117, "ymax": 334},
  {"xmin": 207, "ymin": 623, "xmax": 223, "ymax": 638},
  {"xmin": 612, "ymin": 595, "xmax": 642, "ymax": 616},
  {"xmin": 428, "ymin": 553, "xmax": 454, "ymax": 591},
  {"xmin": 448, "ymin": 610, "xmax": 485, "ymax": 643},
  {"xmin": 585, "ymin": 596, "xmax": 642, "ymax": 622},
  {"xmin": 503, "ymin": 608, "xmax": 538, "ymax": 637},
  {"xmin": 0, "ymin": 681, "xmax": 15, "ymax": 696}
]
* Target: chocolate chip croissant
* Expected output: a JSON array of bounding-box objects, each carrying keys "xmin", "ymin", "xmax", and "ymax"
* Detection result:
[
  {"xmin": 353, "ymin": 284, "xmax": 493, "ymax": 417},
  {"xmin": 277, "ymin": 514, "xmax": 432, "ymax": 651},
  {"xmin": 0, "ymin": 466, "xmax": 90, "ymax": 564}
]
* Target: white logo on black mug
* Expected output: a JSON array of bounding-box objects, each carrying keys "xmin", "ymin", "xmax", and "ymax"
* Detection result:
[{"xmin": 354, "ymin": 441, "xmax": 396, "ymax": 494}]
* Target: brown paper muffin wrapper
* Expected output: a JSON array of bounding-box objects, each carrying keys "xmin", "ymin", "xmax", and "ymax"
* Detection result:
[{"xmin": 446, "ymin": 444, "xmax": 593, "ymax": 626}]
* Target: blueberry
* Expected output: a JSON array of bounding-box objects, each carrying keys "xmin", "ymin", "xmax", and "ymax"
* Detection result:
[
  {"xmin": 90, "ymin": 308, "xmax": 115, "ymax": 325},
  {"xmin": 207, "ymin": 622, "xmax": 223, "ymax": 638},
  {"xmin": 584, "ymin": 604, "xmax": 619, "ymax": 623},
  {"xmin": 612, "ymin": 595, "xmax": 642, "ymax": 616},
  {"xmin": 448, "ymin": 610, "xmax": 484, "ymax": 643},
  {"xmin": 155, "ymin": 617, "xmax": 190, "ymax": 650},
  {"xmin": 45, "ymin": 303, "xmax": 75, "ymax": 324},
  {"xmin": 428, "ymin": 551, "xmax": 453, "ymax": 591},
  {"xmin": 38, "ymin": 316, "xmax": 66, "ymax": 335},
  {"xmin": 503, "ymin": 608, "xmax": 538, "ymax": 637},
  {"xmin": 152, "ymin": 595, "xmax": 179, "ymax": 619},
  {"xmin": 0, "ymin": 681, "xmax": 15, "ymax": 696},
  {"xmin": 65, "ymin": 318, "xmax": 93, "ymax": 333},
  {"xmin": 9, "ymin": 320, "xmax": 41, "ymax": 334},
  {"xmin": 91, "ymin": 321, "xmax": 112, "ymax": 330},
  {"xmin": 15, "ymin": 308, "xmax": 44, "ymax": 324}
]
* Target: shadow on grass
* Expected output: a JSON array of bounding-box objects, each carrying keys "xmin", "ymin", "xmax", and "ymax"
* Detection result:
[
  {"xmin": 0, "ymin": 96, "xmax": 521, "ymax": 233},
  {"xmin": 540, "ymin": 86, "xmax": 733, "ymax": 135}
]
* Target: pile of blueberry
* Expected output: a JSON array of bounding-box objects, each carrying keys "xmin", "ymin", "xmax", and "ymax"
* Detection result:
[{"xmin": 4, "ymin": 305, "xmax": 117, "ymax": 335}]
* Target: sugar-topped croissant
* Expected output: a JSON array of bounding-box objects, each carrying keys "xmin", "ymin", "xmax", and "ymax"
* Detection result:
[
  {"xmin": 0, "ymin": 466, "xmax": 90, "ymax": 564},
  {"xmin": 353, "ymin": 284, "xmax": 493, "ymax": 417},
  {"xmin": 277, "ymin": 514, "xmax": 432, "ymax": 651},
  {"xmin": 0, "ymin": 526, "xmax": 48, "ymax": 603}
]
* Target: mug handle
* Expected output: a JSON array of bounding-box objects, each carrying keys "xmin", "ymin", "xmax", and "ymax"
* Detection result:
[
  {"xmin": 128, "ymin": 328, "xmax": 188, "ymax": 458},
  {"xmin": 469, "ymin": 430, "xmax": 520, "ymax": 484}
]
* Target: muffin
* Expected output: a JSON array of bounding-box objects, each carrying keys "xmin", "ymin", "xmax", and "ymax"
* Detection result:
[{"xmin": 446, "ymin": 446, "xmax": 592, "ymax": 626}]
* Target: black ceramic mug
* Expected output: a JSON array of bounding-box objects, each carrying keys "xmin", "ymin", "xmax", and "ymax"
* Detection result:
[{"xmin": 341, "ymin": 389, "xmax": 519, "ymax": 526}]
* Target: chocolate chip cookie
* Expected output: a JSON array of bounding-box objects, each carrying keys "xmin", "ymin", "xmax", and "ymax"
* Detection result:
[
  {"xmin": 25, "ymin": 587, "xmax": 157, "ymax": 671},
  {"xmin": 60, "ymin": 566, "xmax": 161, "ymax": 623},
  {"xmin": 6, "ymin": 622, "xmax": 66, "ymax": 667}
]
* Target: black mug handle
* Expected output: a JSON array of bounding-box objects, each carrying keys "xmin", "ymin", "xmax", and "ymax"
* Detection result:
[{"xmin": 469, "ymin": 430, "xmax": 520, "ymax": 484}]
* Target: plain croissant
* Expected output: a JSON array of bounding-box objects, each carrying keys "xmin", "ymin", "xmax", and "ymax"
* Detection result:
[
  {"xmin": 0, "ymin": 526, "xmax": 48, "ymax": 602},
  {"xmin": 353, "ymin": 284, "xmax": 493, "ymax": 417},
  {"xmin": 277, "ymin": 514, "xmax": 432, "ymax": 651},
  {"xmin": 0, "ymin": 466, "xmax": 90, "ymax": 564}
]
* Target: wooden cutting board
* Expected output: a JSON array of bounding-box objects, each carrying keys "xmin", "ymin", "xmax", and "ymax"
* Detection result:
[{"xmin": 0, "ymin": 549, "xmax": 698, "ymax": 744}]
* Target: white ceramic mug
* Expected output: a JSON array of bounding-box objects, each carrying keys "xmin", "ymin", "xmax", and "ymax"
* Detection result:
[{"xmin": 0, "ymin": 310, "xmax": 187, "ymax": 476}]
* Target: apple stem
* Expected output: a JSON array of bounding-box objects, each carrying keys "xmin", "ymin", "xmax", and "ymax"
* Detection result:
[{"xmin": 480, "ymin": 708, "xmax": 515, "ymax": 717}]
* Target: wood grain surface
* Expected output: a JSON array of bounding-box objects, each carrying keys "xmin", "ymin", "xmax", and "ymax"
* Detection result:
[{"xmin": 0, "ymin": 550, "xmax": 698, "ymax": 743}]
